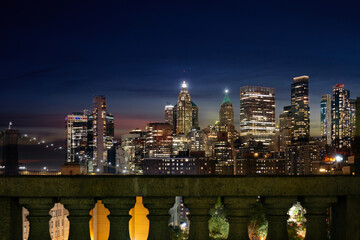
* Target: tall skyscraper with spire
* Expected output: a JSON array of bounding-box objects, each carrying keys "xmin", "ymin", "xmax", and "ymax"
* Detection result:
[
  {"xmin": 219, "ymin": 89, "xmax": 234, "ymax": 130},
  {"xmin": 291, "ymin": 76, "xmax": 310, "ymax": 143},
  {"xmin": 176, "ymin": 81, "xmax": 193, "ymax": 135}
]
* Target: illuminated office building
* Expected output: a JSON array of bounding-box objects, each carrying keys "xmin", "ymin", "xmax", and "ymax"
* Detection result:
[
  {"xmin": 286, "ymin": 142, "xmax": 324, "ymax": 175},
  {"xmin": 350, "ymin": 99, "xmax": 356, "ymax": 139},
  {"xmin": 219, "ymin": 89, "xmax": 235, "ymax": 130},
  {"xmin": 321, "ymin": 94, "xmax": 332, "ymax": 145},
  {"xmin": 239, "ymin": 86, "xmax": 275, "ymax": 146},
  {"xmin": 164, "ymin": 104, "xmax": 174, "ymax": 127},
  {"xmin": 187, "ymin": 129, "xmax": 204, "ymax": 152},
  {"xmin": 278, "ymin": 106, "xmax": 292, "ymax": 153},
  {"xmin": 214, "ymin": 131, "xmax": 233, "ymax": 174},
  {"xmin": 65, "ymin": 113, "xmax": 88, "ymax": 163},
  {"xmin": 118, "ymin": 131, "xmax": 143, "ymax": 174},
  {"xmin": 332, "ymin": 84, "xmax": 351, "ymax": 148},
  {"xmin": 92, "ymin": 96, "xmax": 114, "ymax": 173},
  {"xmin": 145, "ymin": 123, "xmax": 173, "ymax": 158},
  {"xmin": 192, "ymin": 101, "xmax": 199, "ymax": 130},
  {"xmin": 291, "ymin": 76, "xmax": 310, "ymax": 143},
  {"xmin": 172, "ymin": 134, "xmax": 187, "ymax": 156}
]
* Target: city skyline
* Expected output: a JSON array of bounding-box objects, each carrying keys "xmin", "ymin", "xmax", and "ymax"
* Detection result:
[
  {"xmin": 1, "ymin": 1, "xmax": 360, "ymax": 143},
  {"xmin": 0, "ymin": 79, "xmax": 358, "ymax": 140},
  {"xmin": 1, "ymin": 2, "xmax": 360, "ymax": 239}
]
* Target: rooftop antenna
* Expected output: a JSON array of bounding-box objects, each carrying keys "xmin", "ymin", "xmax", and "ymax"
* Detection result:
[{"xmin": 8, "ymin": 122, "xmax": 12, "ymax": 130}]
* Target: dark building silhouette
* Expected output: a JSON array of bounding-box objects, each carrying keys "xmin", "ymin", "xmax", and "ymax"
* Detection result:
[{"xmin": 2, "ymin": 129, "xmax": 19, "ymax": 175}]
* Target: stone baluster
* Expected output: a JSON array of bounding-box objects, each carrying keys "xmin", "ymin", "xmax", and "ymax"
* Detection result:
[
  {"xmin": 102, "ymin": 197, "xmax": 136, "ymax": 240},
  {"xmin": 184, "ymin": 197, "xmax": 216, "ymax": 240},
  {"xmin": 343, "ymin": 196, "xmax": 360, "ymax": 240},
  {"xmin": 62, "ymin": 197, "xmax": 95, "ymax": 240},
  {"xmin": 143, "ymin": 196, "xmax": 175, "ymax": 240},
  {"xmin": 0, "ymin": 197, "xmax": 23, "ymax": 240},
  {"xmin": 303, "ymin": 197, "xmax": 337, "ymax": 240},
  {"xmin": 265, "ymin": 197, "xmax": 297, "ymax": 240},
  {"xmin": 224, "ymin": 197, "xmax": 257, "ymax": 240},
  {"xmin": 19, "ymin": 197, "xmax": 55, "ymax": 240}
]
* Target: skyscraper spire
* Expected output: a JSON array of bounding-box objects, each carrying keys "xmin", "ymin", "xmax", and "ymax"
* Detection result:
[
  {"xmin": 222, "ymin": 89, "xmax": 232, "ymax": 104},
  {"xmin": 182, "ymin": 81, "xmax": 188, "ymax": 89},
  {"xmin": 176, "ymin": 81, "xmax": 193, "ymax": 135},
  {"xmin": 219, "ymin": 89, "xmax": 234, "ymax": 129}
]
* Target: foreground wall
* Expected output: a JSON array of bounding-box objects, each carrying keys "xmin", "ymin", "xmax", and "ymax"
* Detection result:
[{"xmin": 0, "ymin": 176, "xmax": 360, "ymax": 240}]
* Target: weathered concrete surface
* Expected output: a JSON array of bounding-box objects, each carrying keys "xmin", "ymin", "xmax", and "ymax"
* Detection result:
[{"xmin": 0, "ymin": 176, "xmax": 359, "ymax": 198}]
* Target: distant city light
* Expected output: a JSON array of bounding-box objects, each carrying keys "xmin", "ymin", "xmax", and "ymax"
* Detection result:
[{"xmin": 335, "ymin": 155, "xmax": 343, "ymax": 162}]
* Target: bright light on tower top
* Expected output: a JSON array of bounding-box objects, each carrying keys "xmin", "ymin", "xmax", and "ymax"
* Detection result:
[
  {"xmin": 225, "ymin": 89, "xmax": 229, "ymax": 94},
  {"xmin": 182, "ymin": 81, "xmax": 187, "ymax": 89}
]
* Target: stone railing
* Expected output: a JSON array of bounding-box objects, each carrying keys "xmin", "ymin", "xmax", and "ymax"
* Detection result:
[{"xmin": 1, "ymin": 176, "xmax": 360, "ymax": 240}]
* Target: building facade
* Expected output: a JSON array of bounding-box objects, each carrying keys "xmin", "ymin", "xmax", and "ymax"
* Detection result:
[
  {"xmin": 332, "ymin": 84, "xmax": 351, "ymax": 148},
  {"xmin": 145, "ymin": 123, "xmax": 173, "ymax": 158},
  {"xmin": 285, "ymin": 142, "xmax": 324, "ymax": 175},
  {"xmin": 142, "ymin": 152, "xmax": 214, "ymax": 175},
  {"xmin": 239, "ymin": 86, "xmax": 276, "ymax": 147},
  {"xmin": 65, "ymin": 113, "xmax": 88, "ymax": 164},
  {"xmin": 176, "ymin": 81, "xmax": 193, "ymax": 135},
  {"xmin": 92, "ymin": 96, "xmax": 114, "ymax": 172},
  {"xmin": 291, "ymin": 76, "xmax": 310, "ymax": 143},
  {"xmin": 278, "ymin": 106, "xmax": 292, "ymax": 153},
  {"xmin": 321, "ymin": 94, "xmax": 332, "ymax": 145},
  {"xmin": 164, "ymin": 104, "xmax": 174, "ymax": 128}
]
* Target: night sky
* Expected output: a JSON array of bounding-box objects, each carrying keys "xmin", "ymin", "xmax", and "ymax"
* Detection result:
[{"xmin": 1, "ymin": 1, "xmax": 360, "ymax": 168}]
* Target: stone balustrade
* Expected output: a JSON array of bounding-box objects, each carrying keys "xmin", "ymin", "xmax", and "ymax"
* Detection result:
[{"xmin": 1, "ymin": 175, "xmax": 360, "ymax": 240}]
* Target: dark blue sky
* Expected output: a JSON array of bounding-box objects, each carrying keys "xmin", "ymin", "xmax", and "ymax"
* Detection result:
[{"xmin": 1, "ymin": 0, "xmax": 360, "ymax": 143}]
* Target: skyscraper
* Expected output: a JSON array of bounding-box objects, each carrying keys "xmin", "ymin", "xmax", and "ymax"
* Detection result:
[
  {"xmin": 164, "ymin": 104, "xmax": 174, "ymax": 127},
  {"xmin": 350, "ymin": 99, "xmax": 356, "ymax": 139},
  {"xmin": 291, "ymin": 76, "xmax": 310, "ymax": 143},
  {"xmin": 219, "ymin": 89, "xmax": 234, "ymax": 130},
  {"xmin": 176, "ymin": 81, "xmax": 193, "ymax": 135},
  {"xmin": 145, "ymin": 123, "xmax": 173, "ymax": 157},
  {"xmin": 332, "ymin": 84, "xmax": 351, "ymax": 148},
  {"xmin": 320, "ymin": 94, "xmax": 332, "ymax": 145},
  {"xmin": 278, "ymin": 106, "xmax": 292, "ymax": 152},
  {"xmin": 239, "ymin": 86, "xmax": 275, "ymax": 147},
  {"xmin": 92, "ymin": 96, "xmax": 114, "ymax": 172},
  {"xmin": 65, "ymin": 113, "xmax": 88, "ymax": 163},
  {"xmin": 353, "ymin": 97, "xmax": 360, "ymax": 174},
  {"xmin": 192, "ymin": 101, "xmax": 199, "ymax": 130}
]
